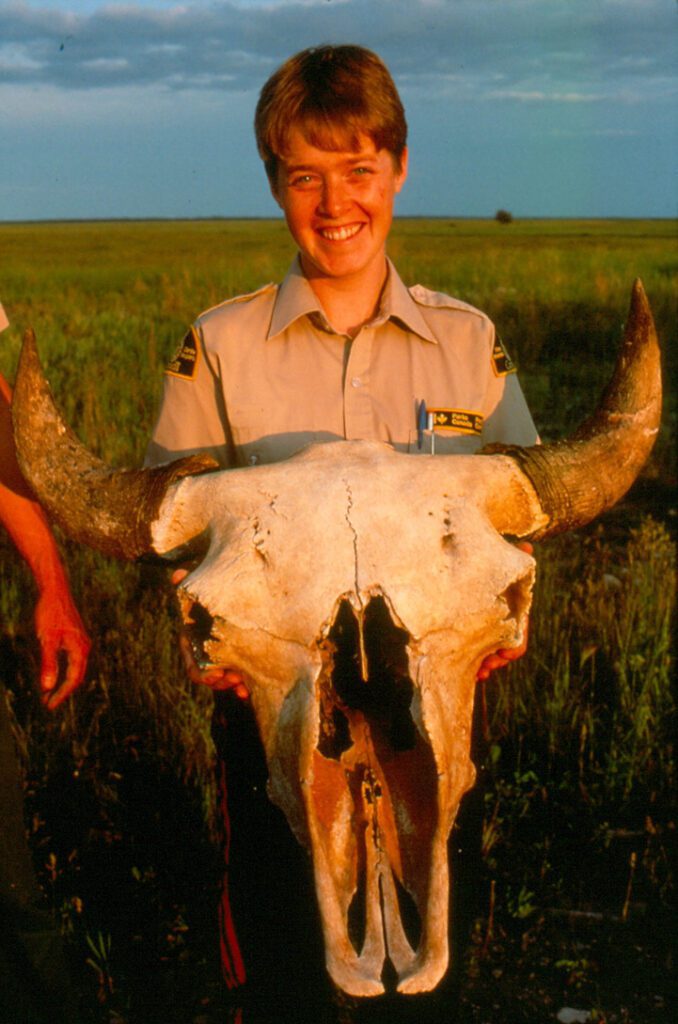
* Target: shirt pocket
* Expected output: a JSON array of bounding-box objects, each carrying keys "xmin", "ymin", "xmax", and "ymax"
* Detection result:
[
  {"xmin": 229, "ymin": 406, "xmax": 339, "ymax": 465},
  {"xmin": 227, "ymin": 404, "xmax": 267, "ymax": 443},
  {"xmin": 406, "ymin": 429, "xmax": 483, "ymax": 456}
]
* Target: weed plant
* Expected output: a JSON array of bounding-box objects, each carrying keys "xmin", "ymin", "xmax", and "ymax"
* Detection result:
[{"xmin": 0, "ymin": 219, "xmax": 675, "ymax": 1022}]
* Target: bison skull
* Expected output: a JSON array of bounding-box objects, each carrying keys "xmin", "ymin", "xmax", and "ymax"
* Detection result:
[
  {"xmin": 12, "ymin": 281, "xmax": 661, "ymax": 997},
  {"xmin": 159, "ymin": 441, "xmax": 537, "ymax": 995}
]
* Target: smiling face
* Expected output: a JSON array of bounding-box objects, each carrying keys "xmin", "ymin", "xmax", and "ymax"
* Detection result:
[{"xmin": 272, "ymin": 127, "xmax": 408, "ymax": 301}]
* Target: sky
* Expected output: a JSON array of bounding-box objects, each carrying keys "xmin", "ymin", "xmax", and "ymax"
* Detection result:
[{"xmin": 0, "ymin": 0, "xmax": 675, "ymax": 220}]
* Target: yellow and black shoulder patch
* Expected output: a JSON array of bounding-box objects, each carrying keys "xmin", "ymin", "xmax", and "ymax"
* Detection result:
[
  {"xmin": 165, "ymin": 326, "xmax": 200, "ymax": 380},
  {"xmin": 428, "ymin": 408, "xmax": 484, "ymax": 436},
  {"xmin": 491, "ymin": 336, "xmax": 517, "ymax": 377}
]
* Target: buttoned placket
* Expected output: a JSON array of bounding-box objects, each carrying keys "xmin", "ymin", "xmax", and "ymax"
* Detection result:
[{"xmin": 343, "ymin": 325, "xmax": 376, "ymax": 439}]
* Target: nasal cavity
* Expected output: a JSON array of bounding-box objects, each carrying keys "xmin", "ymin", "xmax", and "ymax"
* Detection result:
[{"xmin": 318, "ymin": 596, "xmax": 416, "ymax": 757}]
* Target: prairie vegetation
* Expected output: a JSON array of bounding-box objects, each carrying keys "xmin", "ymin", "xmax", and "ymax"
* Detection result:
[{"xmin": 0, "ymin": 218, "xmax": 675, "ymax": 1023}]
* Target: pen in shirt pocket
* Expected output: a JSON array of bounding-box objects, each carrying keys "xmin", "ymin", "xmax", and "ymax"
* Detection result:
[
  {"xmin": 417, "ymin": 399, "xmax": 436, "ymax": 454},
  {"xmin": 417, "ymin": 399, "xmax": 427, "ymax": 450}
]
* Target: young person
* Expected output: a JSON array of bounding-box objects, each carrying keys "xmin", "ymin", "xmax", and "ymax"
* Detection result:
[
  {"xmin": 145, "ymin": 44, "xmax": 537, "ymax": 991},
  {"xmin": 147, "ymin": 45, "xmax": 537, "ymax": 475},
  {"xmin": 0, "ymin": 304, "xmax": 91, "ymax": 1023}
]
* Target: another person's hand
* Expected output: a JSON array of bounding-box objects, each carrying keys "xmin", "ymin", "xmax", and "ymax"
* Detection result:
[
  {"xmin": 476, "ymin": 619, "xmax": 529, "ymax": 681},
  {"xmin": 34, "ymin": 587, "xmax": 91, "ymax": 709},
  {"xmin": 476, "ymin": 542, "xmax": 533, "ymax": 682},
  {"xmin": 173, "ymin": 570, "xmax": 250, "ymax": 700},
  {"xmin": 0, "ymin": 367, "xmax": 91, "ymax": 709}
]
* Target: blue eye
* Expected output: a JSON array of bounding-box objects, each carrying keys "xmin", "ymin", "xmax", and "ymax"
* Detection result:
[{"xmin": 291, "ymin": 174, "xmax": 315, "ymax": 187}]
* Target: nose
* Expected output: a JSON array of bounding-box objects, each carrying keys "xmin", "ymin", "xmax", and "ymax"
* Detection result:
[{"xmin": 318, "ymin": 175, "xmax": 349, "ymax": 218}]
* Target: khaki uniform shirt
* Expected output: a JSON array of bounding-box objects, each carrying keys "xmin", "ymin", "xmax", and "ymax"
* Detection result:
[{"xmin": 146, "ymin": 258, "xmax": 538, "ymax": 469}]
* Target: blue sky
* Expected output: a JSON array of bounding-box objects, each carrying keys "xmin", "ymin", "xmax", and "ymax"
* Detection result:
[{"xmin": 0, "ymin": 0, "xmax": 675, "ymax": 220}]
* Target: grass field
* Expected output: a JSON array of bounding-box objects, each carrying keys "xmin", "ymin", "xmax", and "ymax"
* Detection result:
[{"xmin": 0, "ymin": 218, "xmax": 675, "ymax": 1023}]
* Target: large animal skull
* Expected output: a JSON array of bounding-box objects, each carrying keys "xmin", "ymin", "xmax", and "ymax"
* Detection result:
[{"xmin": 12, "ymin": 282, "xmax": 660, "ymax": 997}]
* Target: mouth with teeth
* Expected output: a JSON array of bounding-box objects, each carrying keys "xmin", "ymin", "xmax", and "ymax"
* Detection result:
[{"xmin": 318, "ymin": 223, "xmax": 364, "ymax": 242}]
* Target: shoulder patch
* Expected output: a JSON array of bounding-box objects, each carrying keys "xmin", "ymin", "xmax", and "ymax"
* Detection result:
[
  {"xmin": 491, "ymin": 336, "xmax": 517, "ymax": 376},
  {"xmin": 165, "ymin": 326, "xmax": 200, "ymax": 380},
  {"xmin": 428, "ymin": 408, "xmax": 484, "ymax": 436}
]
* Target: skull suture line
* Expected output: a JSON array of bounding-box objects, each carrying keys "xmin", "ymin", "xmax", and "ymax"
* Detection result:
[{"xmin": 12, "ymin": 281, "xmax": 661, "ymax": 997}]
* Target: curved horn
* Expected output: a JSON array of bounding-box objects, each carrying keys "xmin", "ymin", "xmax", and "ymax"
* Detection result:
[
  {"xmin": 482, "ymin": 279, "xmax": 661, "ymax": 540},
  {"xmin": 12, "ymin": 329, "xmax": 218, "ymax": 560}
]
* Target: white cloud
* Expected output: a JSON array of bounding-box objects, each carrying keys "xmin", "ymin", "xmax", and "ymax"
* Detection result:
[
  {"xmin": 0, "ymin": 0, "xmax": 673, "ymax": 101},
  {"xmin": 0, "ymin": 0, "xmax": 674, "ymax": 218},
  {"xmin": 0, "ymin": 42, "xmax": 41, "ymax": 70},
  {"xmin": 487, "ymin": 90, "xmax": 609, "ymax": 104}
]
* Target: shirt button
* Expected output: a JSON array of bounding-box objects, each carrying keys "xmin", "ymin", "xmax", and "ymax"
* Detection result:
[{"xmin": 351, "ymin": 377, "xmax": 362, "ymax": 388}]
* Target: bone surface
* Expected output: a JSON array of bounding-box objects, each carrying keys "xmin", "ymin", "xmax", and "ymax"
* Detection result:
[{"xmin": 153, "ymin": 441, "xmax": 536, "ymax": 994}]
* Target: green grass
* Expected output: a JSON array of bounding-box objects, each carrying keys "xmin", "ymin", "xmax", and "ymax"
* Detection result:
[
  {"xmin": 0, "ymin": 218, "xmax": 675, "ymax": 1022},
  {"xmin": 1, "ymin": 217, "xmax": 675, "ymax": 466}
]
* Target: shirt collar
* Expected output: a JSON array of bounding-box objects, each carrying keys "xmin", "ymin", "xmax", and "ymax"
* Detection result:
[
  {"xmin": 268, "ymin": 256, "xmax": 325, "ymax": 338},
  {"xmin": 380, "ymin": 260, "xmax": 438, "ymax": 344},
  {"xmin": 268, "ymin": 255, "xmax": 437, "ymax": 344}
]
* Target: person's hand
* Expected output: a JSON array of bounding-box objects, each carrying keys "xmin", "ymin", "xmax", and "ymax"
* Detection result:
[
  {"xmin": 173, "ymin": 570, "xmax": 250, "ymax": 700},
  {"xmin": 476, "ymin": 619, "xmax": 529, "ymax": 681},
  {"xmin": 34, "ymin": 587, "xmax": 91, "ymax": 709},
  {"xmin": 476, "ymin": 542, "xmax": 533, "ymax": 682}
]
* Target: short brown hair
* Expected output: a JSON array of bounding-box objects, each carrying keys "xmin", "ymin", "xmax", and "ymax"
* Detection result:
[{"xmin": 254, "ymin": 45, "xmax": 408, "ymax": 183}]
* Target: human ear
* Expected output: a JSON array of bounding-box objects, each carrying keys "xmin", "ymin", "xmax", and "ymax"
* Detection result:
[{"xmin": 395, "ymin": 147, "xmax": 409, "ymax": 193}]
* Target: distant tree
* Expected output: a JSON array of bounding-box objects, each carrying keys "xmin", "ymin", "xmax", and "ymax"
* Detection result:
[{"xmin": 495, "ymin": 209, "xmax": 513, "ymax": 224}]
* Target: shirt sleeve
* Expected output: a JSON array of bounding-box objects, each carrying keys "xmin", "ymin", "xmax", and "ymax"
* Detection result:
[
  {"xmin": 480, "ymin": 322, "xmax": 540, "ymax": 447},
  {"xmin": 144, "ymin": 323, "xmax": 234, "ymax": 468}
]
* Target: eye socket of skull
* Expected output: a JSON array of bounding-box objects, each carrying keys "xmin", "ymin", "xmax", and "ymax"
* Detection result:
[
  {"xmin": 183, "ymin": 597, "xmax": 218, "ymax": 667},
  {"xmin": 497, "ymin": 562, "xmax": 534, "ymax": 639}
]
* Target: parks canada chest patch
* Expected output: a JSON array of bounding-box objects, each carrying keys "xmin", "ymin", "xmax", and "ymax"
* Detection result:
[
  {"xmin": 428, "ymin": 408, "xmax": 484, "ymax": 435},
  {"xmin": 492, "ymin": 336, "xmax": 517, "ymax": 376},
  {"xmin": 165, "ymin": 327, "xmax": 199, "ymax": 380}
]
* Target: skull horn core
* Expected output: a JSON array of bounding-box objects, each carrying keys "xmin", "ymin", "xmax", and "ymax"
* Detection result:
[
  {"xmin": 481, "ymin": 278, "xmax": 661, "ymax": 539},
  {"xmin": 11, "ymin": 328, "xmax": 217, "ymax": 560}
]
